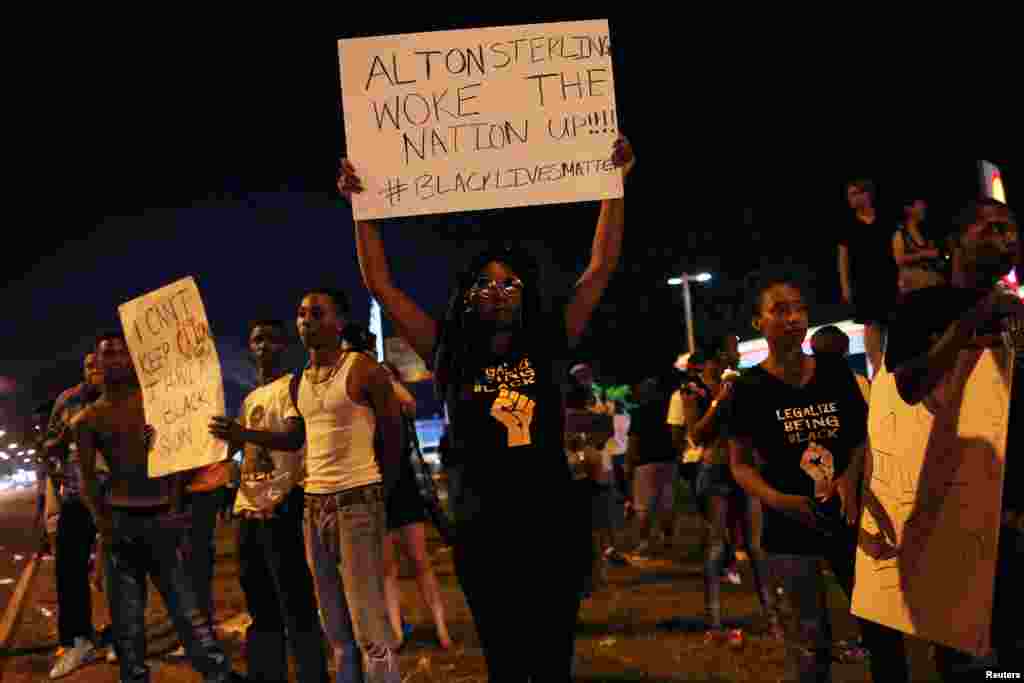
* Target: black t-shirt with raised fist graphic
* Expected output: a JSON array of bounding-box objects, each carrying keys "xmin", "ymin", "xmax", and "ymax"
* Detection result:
[
  {"xmin": 445, "ymin": 313, "xmax": 571, "ymax": 523},
  {"xmin": 729, "ymin": 353, "xmax": 868, "ymax": 554}
]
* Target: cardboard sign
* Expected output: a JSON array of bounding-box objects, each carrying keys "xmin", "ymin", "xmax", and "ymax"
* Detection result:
[
  {"xmin": 338, "ymin": 20, "xmax": 622, "ymax": 219},
  {"xmin": 851, "ymin": 348, "xmax": 1013, "ymax": 657},
  {"xmin": 118, "ymin": 277, "xmax": 228, "ymax": 477}
]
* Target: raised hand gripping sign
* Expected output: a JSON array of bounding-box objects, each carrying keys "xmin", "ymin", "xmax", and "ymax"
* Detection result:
[
  {"xmin": 851, "ymin": 348, "xmax": 1013, "ymax": 657},
  {"xmin": 338, "ymin": 20, "xmax": 623, "ymax": 220},
  {"xmin": 118, "ymin": 277, "xmax": 228, "ymax": 477}
]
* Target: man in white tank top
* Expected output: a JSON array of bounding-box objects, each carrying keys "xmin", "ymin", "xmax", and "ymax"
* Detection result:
[{"xmin": 291, "ymin": 288, "xmax": 403, "ymax": 683}]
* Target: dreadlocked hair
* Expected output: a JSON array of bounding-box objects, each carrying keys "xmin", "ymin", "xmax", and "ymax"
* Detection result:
[{"xmin": 433, "ymin": 242, "xmax": 545, "ymax": 405}]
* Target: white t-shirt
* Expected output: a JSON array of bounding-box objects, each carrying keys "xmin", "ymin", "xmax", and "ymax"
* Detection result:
[
  {"xmin": 666, "ymin": 389, "xmax": 703, "ymax": 463},
  {"xmin": 234, "ymin": 375, "xmax": 306, "ymax": 514}
]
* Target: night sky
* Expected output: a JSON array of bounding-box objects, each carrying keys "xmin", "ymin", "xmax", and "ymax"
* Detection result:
[{"xmin": 0, "ymin": 12, "xmax": 1014, "ymax": 432}]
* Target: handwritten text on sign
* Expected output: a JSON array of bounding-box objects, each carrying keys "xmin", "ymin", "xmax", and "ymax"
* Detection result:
[
  {"xmin": 851, "ymin": 350, "xmax": 1011, "ymax": 657},
  {"xmin": 118, "ymin": 277, "xmax": 228, "ymax": 477},
  {"xmin": 339, "ymin": 20, "xmax": 623, "ymax": 219}
]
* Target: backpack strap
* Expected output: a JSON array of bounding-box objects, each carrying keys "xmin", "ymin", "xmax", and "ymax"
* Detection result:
[{"xmin": 289, "ymin": 369, "xmax": 304, "ymax": 418}]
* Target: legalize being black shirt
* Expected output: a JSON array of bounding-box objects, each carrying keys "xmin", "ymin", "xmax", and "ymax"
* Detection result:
[
  {"xmin": 729, "ymin": 353, "xmax": 868, "ymax": 554},
  {"xmin": 885, "ymin": 284, "xmax": 1021, "ymax": 514}
]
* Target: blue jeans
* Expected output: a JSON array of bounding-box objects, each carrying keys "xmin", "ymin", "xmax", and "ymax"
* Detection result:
[
  {"xmin": 304, "ymin": 484, "xmax": 399, "ymax": 683},
  {"xmin": 105, "ymin": 506, "xmax": 234, "ymax": 683}
]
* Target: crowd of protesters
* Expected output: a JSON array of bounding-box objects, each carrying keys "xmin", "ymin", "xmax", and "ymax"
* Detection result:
[{"xmin": 26, "ymin": 145, "xmax": 1021, "ymax": 683}]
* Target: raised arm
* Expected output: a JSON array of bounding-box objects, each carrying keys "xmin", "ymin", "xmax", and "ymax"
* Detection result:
[
  {"xmin": 890, "ymin": 290, "xmax": 1000, "ymax": 405},
  {"xmin": 340, "ymin": 160, "xmax": 439, "ymax": 363},
  {"xmin": 683, "ymin": 384, "xmax": 731, "ymax": 447},
  {"xmin": 565, "ymin": 136, "xmax": 635, "ymax": 347}
]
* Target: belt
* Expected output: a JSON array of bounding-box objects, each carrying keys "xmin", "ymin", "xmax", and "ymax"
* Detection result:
[
  {"xmin": 238, "ymin": 509, "xmax": 276, "ymax": 521},
  {"xmin": 304, "ymin": 483, "xmax": 384, "ymax": 509}
]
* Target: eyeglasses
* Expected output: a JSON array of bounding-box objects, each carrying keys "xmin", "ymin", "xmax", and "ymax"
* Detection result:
[{"xmin": 471, "ymin": 276, "xmax": 524, "ymax": 299}]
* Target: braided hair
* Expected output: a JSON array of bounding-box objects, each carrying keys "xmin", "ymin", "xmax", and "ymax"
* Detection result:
[{"xmin": 433, "ymin": 242, "xmax": 545, "ymax": 408}]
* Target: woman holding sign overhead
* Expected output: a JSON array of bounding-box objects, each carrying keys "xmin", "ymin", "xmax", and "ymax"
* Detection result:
[{"xmin": 342, "ymin": 135, "xmax": 633, "ymax": 680}]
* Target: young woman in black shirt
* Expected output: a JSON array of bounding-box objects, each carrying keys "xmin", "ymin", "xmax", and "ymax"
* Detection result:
[
  {"xmin": 343, "ymin": 137, "xmax": 634, "ymax": 680},
  {"xmin": 728, "ymin": 277, "xmax": 907, "ymax": 683}
]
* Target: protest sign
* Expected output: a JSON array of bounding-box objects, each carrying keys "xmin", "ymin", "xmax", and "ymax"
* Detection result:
[
  {"xmin": 118, "ymin": 277, "xmax": 228, "ymax": 477},
  {"xmin": 851, "ymin": 348, "xmax": 1012, "ymax": 657},
  {"xmin": 339, "ymin": 19, "xmax": 622, "ymax": 219}
]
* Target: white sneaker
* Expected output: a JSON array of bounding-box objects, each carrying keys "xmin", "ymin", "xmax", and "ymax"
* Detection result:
[{"xmin": 49, "ymin": 637, "xmax": 97, "ymax": 679}]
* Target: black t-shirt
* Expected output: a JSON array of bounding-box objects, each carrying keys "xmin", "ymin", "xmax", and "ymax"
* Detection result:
[
  {"xmin": 885, "ymin": 285, "xmax": 1021, "ymax": 514},
  {"xmin": 444, "ymin": 313, "xmax": 572, "ymax": 521},
  {"xmin": 730, "ymin": 354, "xmax": 868, "ymax": 554},
  {"xmin": 838, "ymin": 212, "xmax": 898, "ymax": 318},
  {"xmin": 628, "ymin": 392, "xmax": 677, "ymax": 466}
]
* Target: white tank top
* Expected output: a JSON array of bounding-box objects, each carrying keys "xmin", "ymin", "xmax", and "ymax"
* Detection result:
[{"xmin": 298, "ymin": 353, "xmax": 380, "ymax": 494}]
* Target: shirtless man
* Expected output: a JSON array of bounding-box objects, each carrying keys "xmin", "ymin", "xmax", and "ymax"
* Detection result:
[{"xmin": 75, "ymin": 331, "xmax": 242, "ymax": 683}]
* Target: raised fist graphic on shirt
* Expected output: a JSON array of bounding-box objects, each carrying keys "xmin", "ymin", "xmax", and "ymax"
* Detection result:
[
  {"xmin": 800, "ymin": 441, "xmax": 835, "ymax": 501},
  {"xmin": 490, "ymin": 388, "xmax": 536, "ymax": 448}
]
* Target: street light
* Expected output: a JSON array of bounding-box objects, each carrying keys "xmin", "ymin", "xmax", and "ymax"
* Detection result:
[{"xmin": 668, "ymin": 272, "xmax": 713, "ymax": 353}]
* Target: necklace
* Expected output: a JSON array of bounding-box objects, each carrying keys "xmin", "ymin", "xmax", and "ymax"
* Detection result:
[{"xmin": 306, "ymin": 351, "xmax": 347, "ymax": 410}]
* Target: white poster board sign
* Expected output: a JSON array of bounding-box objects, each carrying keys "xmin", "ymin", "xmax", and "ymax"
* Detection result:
[
  {"xmin": 339, "ymin": 20, "xmax": 622, "ymax": 220},
  {"xmin": 118, "ymin": 277, "xmax": 229, "ymax": 477},
  {"xmin": 851, "ymin": 348, "xmax": 1012, "ymax": 657}
]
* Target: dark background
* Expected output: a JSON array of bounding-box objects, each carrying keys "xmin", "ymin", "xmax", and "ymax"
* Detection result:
[{"xmin": 0, "ymin": 12, "xmax": 1014, "ymax": 437}]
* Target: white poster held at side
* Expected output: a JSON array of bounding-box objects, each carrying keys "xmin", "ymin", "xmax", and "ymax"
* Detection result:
[
  {"xmin": 851, "ymin": 348, "xmax": 1012, "ymax": 657},
  {"xmin": 118, "ymin": 277, "xmax": 228, "ymax": 477},
  {"xmin": 338, "ymin": 20, "xmax": 622, "ymax": 220}
]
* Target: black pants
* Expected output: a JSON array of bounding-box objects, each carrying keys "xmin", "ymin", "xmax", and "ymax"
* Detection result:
[
  {"xmin": 934, "ymin": 524, "xmax": 1023, "ymax": 679},
  {"xmin": 453, "ymin": 495, "xmax": 588, "ymax": 682},
  {"xmin": 105, "ymin": 506, "xmax": 234, "ymax": 683},
  {"xmin": 56, "ymin": 498, "xmax": 97, "ymax": 646},
  {"xmin": 238, "ymin": 488, "xmax": 328, "ymax": 683},
  {"xmin": 183, "ymin": 487, "xmax": 226, "ymax": 620}
]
